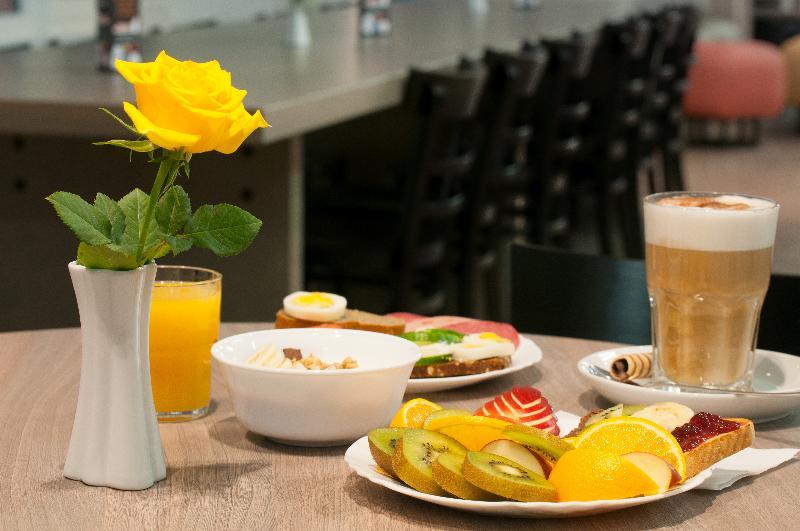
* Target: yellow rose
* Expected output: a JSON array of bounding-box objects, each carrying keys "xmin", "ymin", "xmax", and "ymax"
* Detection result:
[{"xmin": 115, "ymin": 51, "xmax": 268, "ymax": 154}]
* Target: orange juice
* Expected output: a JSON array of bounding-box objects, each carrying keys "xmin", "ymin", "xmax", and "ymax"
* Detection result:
[{"xmin": 149, "ymin": 274, "xmax": 221, "ymax": 420}]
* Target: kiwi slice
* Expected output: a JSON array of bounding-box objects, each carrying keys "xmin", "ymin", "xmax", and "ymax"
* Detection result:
[
  {"xmin": 462, "ymin": 451, "xmax": 557, "ymax": 502},
  {"xmin": 431, "ymin": 452, "xmax": 497, "ymax": 501},
  {"xmin": 584, "ymin": 404, "xmax": 624, "ymax": 427},
  {"xmin": 502, "ymin": 425, "xmax": 574, "ymax": 466},
  {"xmin": 391, "ymin": 428, "xmax": 467, "ymax": 495},
  {"xmin": 368, "ymin": 428, "xmax": 406, "ymax": 477},
  {"xmin": 622, "ymin": 404, "xmax": 646, "ymax": 416}
]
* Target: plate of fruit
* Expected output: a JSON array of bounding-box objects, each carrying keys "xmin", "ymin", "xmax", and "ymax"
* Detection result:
[{"xmin": 344, "ymin": 387, "xmax": 756, "ymax": 517}]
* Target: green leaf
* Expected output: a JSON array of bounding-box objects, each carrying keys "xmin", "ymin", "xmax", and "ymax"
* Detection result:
[
  {"xmin": 184, "ymin": 203, "xmax": 262, "ymax": 257},
  {"xmin": 93, "ymin": 139, "xmax": 157, "ymax": 152},
  {"xmin": 143, "ymin": 241, "xmax": 170, "ymax": 261},
  {"xmin": 166, "ymin": 234, "xmax": 193, "ymax": 255},
  {"xmin": 76, "ymin": 242, "xmax": 139, "ymax": 270},
  {"xmin": 98, "ymin": 107, "xmax": 141, "ymax": 136},
  {"xmin": 94, "ymin": 193, "xmax": 126, "ymax": 243},
  {"xmin": 46, "ymin": 192, "xmax": 111, "ymax": 246},
  {"xmin": 156, "ymin": 185, "xmax": 191, "ymax": 235},
  {"xmin": 117, "ymin": 189, "xmax": 164, "ymax": 255}
]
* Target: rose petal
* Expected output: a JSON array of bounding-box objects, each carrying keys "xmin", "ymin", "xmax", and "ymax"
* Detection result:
[
  {"xmin": 213, "ymin": 109, "xmax": 269, "ymax": 154},
  {"xmin": 123, "ymin": 101, "xmax": 200, "ymax": 151}
]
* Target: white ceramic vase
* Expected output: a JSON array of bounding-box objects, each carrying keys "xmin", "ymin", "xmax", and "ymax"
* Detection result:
[
  {"xmin": 64, "ymin": 261, "xmax": 166, "ymax": 490},
  {"xmin": 286, "ymin": 7, "xmax": 311, "ymax": 49}
]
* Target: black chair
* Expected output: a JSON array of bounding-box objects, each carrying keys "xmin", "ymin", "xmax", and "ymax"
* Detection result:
[
  {"xmin": 509, "ymin": 243, "xmax": 651, "ymax": 344},
  {"xmin": 527, "ymin": 32, "xmax": 597, "ymax": 248},
  {"xmin": 459, "ymin": 45, "xmax": 549, "ymax": 317},
  {"xmin": 510, "ymin": 242, "xmax": 800, "ymax": 356},
  {"xmin": 305, "ymin": 62, "xmax": 487, "ymax": 314},
  {"xmin": 658, "ymin": 5, "xmax": 700, "ymax": 191},
  {"xmin": 572, "ymin": 16, "xmax": 652, "ymax": 259},
  {"xmin": 759, "ymin": 274, "xmax": 800, "ymax": 355}
]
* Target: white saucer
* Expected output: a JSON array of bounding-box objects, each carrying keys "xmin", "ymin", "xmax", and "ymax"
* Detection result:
[
  {"xmin": 405, "ymin": 337, "xmax": 541, "ymax": 393},
  {"xmin": 578, "ymin": 346, "xmax": 800, "ymax": 422},
  {"xmin": 344, "ymin": 435, "xmax": 711, "ymax": 517}
]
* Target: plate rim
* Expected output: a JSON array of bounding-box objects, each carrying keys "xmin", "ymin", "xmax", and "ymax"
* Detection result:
[
  {"xmin": 577, "ymin": 345, "xmax": 800, "ymax": 398},
  {"xmin": 344, "ymin": 435, "xmax": 712, "ymax": 514}
]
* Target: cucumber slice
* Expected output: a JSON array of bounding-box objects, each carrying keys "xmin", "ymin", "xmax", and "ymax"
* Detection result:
[
  {"xmin": 401, "ymin": 329, "xmax": 464, "ymax": 344},
  {"xmin": 415, "ymin": 354, "xmax": 453, "ymax": 367}
]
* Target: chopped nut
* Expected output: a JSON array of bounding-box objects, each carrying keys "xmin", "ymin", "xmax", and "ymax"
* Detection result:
[{"xmin": 283, "ymin": 348, "xmax": 303, "ymax": 361}]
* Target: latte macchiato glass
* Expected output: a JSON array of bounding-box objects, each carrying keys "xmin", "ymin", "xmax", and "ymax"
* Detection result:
[{"xmin": 644, "ymin": 192, "xmax": 779, "ymax": 391}]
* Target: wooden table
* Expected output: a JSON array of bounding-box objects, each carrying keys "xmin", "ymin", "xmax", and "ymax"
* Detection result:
[{"xmin": 1, "ymin": 323, "xmax": 798, "ymax": 529}]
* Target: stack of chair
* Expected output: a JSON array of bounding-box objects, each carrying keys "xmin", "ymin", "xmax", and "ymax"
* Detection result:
[{"xmin": 305, "ymin": 61, "xmax": 487, "ymax": 315}]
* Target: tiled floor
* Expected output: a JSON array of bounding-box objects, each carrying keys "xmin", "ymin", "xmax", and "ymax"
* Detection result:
[{"xmin": 684, "ymin": 115, "xmax": 800, "ymax": 275}]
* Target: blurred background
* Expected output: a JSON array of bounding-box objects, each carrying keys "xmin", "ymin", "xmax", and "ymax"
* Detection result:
[{"xmin": 1, "ymin": 0, "xmax": 799, "ymax": 331}]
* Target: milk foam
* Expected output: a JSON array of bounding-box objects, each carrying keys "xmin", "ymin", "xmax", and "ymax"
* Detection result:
[{"xmin": 644, "ymin": 194, "xmax": 779, "ymax": 251}]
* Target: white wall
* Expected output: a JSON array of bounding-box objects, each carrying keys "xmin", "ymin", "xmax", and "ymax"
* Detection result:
[{"xmin": 0, "ymin": 0, "xmax": 349, "ymax": 50}]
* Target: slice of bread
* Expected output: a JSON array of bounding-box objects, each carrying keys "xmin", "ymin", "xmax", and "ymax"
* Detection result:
[
  {"xmin": 411, "ymin": 356, "xmax": 511, "ymax": 378},
  {"xmin": 275, "ymin": 308, "xmax": 406, "ymax": 335},
  {"xmin": 683, "ymin": 418, "xmax": 754, "ymax": 479}
]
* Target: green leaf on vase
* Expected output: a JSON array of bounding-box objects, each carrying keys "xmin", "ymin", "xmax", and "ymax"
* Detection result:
[
  {"xmin": 46, "ymin": 191, "xmax": 112, "ymax": 246},
  {"xmin": 117, "ymin": 189, "xmax": 165, "ymax": 257},
  {"xmin": 94, "ymin": 193, "xmax": 126, "ymax": 243},
  {"xmin": 156, "ymin": 185, "xmax": 191, "ymax": 235},
  {"xmin": 76, "ymin": 242, "xmax": 139, "ymax": 270},
  {"xmin": 184, "ymin": 203, "xmax": 262, "ymax": 257},
  {"xmin": 166, "ymin": 234, "xmax": 193, "ymax": 256}
]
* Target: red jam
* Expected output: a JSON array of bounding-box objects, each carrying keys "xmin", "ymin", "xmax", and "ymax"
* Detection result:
[{"xmin": 671, "ymin": 412, "xmax": 740, "ymax": 452}]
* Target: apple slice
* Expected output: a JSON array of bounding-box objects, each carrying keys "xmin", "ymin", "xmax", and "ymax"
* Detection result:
[
  {"xmin": 475, "ymin": 387, "xmax": 560, "ymax": 435},
  {"xmin": 620, "ymin": 452, "xmax": 676, "ymax": 494},
  {"xmin": 481, "ymin": 440, "xmax": 546, "ymax": 478}
]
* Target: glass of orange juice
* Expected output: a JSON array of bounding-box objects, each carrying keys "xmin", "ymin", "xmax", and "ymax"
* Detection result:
[{"xmin": 149, "ymin": 265, "xmax": 221, "ymax": 422}]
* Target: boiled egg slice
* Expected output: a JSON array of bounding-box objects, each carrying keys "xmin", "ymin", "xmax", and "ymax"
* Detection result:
[
  {"xmin": 419, "ymin": 342, "xmax": 456, "ymax": 357},
  {"xmin": 452, "ymin": 332, "xmax": 515, "ymax": 361},
  {"xmin": 283, "ymin": 291, "xmax": 347, "ymax": 322}
]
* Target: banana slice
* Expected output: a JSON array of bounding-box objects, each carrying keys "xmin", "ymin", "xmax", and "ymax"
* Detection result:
[{"xmin": 632, "ymin": 402, "xmax": 695, "ymax": 432}]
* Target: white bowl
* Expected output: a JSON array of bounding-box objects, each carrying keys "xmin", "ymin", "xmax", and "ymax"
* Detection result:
[{"xmin": 212, "ymin": 328, "xmax": 421, "ymax": 446}]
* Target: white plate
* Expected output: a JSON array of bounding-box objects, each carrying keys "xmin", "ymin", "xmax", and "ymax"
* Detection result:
[
  {"xmin": 578, "ymin": 346, "xmax": 800, "ymax": 422},
  {"xmin": 344, "ymin": 436, "xmax": 711, "ymax": 518},
  {"xmin": 405, "ymin": 337, "xmax": 542, "ymax": 393}
]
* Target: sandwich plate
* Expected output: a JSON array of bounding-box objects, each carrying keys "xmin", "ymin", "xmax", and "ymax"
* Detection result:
[
  {"xmin": 405, "ymin": 337, "xmax": 541, "ymax": 393},
  {"xmin": 344, "ymin": 436, "xmax": 711, "ymax": 518}
]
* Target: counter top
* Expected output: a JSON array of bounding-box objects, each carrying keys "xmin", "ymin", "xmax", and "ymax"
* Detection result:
[{"xmin": 0, "ymin": 0, "xmax": 684, "ymax": 143}]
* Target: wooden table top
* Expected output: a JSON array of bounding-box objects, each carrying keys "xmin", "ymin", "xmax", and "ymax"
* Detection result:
[
  {"xmin": 1, "ymin": 322, "xmax": 798, "ymax": 529},
  {"xmin": 0, "ymin": 0, "xmax": 690, "ymax": 143}
]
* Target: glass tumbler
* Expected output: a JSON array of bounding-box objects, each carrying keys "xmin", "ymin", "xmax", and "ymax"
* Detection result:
[{"xmin": 149, "ymin": 265, "xmax": 222, "ymax": 421}]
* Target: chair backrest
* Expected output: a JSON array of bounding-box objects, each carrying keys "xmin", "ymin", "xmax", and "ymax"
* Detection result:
[
  {"xmin": 510, "ymin": 243, "xmax": 651, "ymax": 344},
  {"xmin": 511, "ymin": 242, "xmax": 800, "ymax": 355},
  {"xmin": 526, "ymin": 32, "xmax": 598, "ymax": 246},
  {"xmin": 759, "ymin": 273, "xmax": 800, "ymax": 355},
  {"xmin": 397, "ymin": 64, "xmax": 487, "ymax": 312},
  {"xmin": 469, "ymin": 46, "xmax": 550, "ymax": 240}
]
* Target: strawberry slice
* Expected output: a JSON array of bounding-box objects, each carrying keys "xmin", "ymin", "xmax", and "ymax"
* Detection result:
[{"xmin": 475, "ymin": 387, "xmax": 560, "ymax": 436}]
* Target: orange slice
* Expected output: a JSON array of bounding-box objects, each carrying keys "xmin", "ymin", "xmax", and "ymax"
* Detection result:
[
  {"xmin": 573, "ymin": 417, "xmax": 686, "ymax": 480},
  {"xmin": 549, "ymin": 449, "xmax": 663, "ymax": 501},
  {"xmin": 425, "ymin": 414, "xmax": 512, "ymax": 432},
  {"xmin": 389, "ymin": 398, "xmax": 442, "ymax": 428},
  {"xmin": 437, "ymin": 424, "xmax": 506, "ymax": 451}
]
